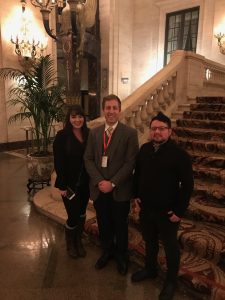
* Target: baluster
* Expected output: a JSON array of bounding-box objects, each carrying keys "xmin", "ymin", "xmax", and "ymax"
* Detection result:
[
  {"xmin": 146, "ymin": 97, "xmax": 154, "ymax": 115},
  {"xmin": 129, "ymin": 112, "xmax": 136, "ymax": 128},
  {"xmin": 125, "ymin": 112, "xmax": 132, "ymax": 127},
  {"xmin": 152, "ymin": 92, "xmax": 160, "ymax": 111},
  {"xmin": 140, "ymin": 102, "xmax": 148, "ymax": 122},
  {"xmin": 168, "ymin": 78, "xmax": 174, "ymax": 102},
  {"xmin": 157, "ymin": 87, "xmax": 166, "ymax": 110},
  {"xmin": 133, "ymin": 107, "xmax": 143, "ymax": 132},
  {"xmin": 171, "ymin": 74, "xmax": 177, "ymax": 101},
  {"xmin": 163, "ymin": 82, "xmax": 170, "ymax": 105}
]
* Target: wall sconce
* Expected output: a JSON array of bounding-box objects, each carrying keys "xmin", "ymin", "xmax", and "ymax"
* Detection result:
[
  {"xmin": 10, "ymin": 0, "xmax": 47, "ymax": 59},
  {"xmin": 214, "ymin": 32, "xmax": 225, "ymax": 55},
  {"xmin": 121, "ymin": 77, "xmax": 129, "ymax": 84},
  {"xmin": 205, "ymin": 68, "xmax": 212, "ymax": 80}
]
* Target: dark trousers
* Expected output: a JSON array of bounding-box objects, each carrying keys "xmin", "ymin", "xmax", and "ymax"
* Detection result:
[
  {"xmin": 62, "ymin": 185, "xmax": 90, "ymax": 228},
  {"xmin": 140, "ymin": 210, "xmax": 180, "ymax": 282},
  {"xmin": 94, "ymin": 192, "xmax": 130, "ymax": 259}
]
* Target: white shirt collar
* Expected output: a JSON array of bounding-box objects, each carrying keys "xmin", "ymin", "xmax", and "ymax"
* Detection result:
[{"xmin": 105, "ymin": 122, "xmax": 118, "ymax": 131}]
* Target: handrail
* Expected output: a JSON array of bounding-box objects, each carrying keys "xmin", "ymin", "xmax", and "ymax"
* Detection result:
[{"xmin": 89, "ymin": 50, "xmax": 225, "ymax": 142}]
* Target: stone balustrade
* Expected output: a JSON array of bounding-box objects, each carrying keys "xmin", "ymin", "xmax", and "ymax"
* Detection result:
[{"xmin": 89, "ymin": 50, "xmax": 225, "ymax": 144}]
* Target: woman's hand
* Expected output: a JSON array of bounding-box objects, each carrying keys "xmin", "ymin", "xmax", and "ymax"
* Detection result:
[
  {"xmin": 168, "ymin": 211, "xmax": 181, "ymax": 222},
  {"xmin": 131, "ymin": 198, "xmax": 141, "ymax": 214},
  {"xmin": 59, "ymin": 189, "xmax": 67, "ymax": 197}
]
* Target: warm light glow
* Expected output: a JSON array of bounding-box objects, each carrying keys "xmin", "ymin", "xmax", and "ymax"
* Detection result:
[
  {"xmin": 205, "ymin": 68, "xmax": 212, "ymax": 80},
  {"xmin": 214, "ymin": 20, "xmax": 225, "ymax": 36},
  {"xmin": 214, "ymin": 21, "xmax": 225, "ymax": 55},
  {"xmin": 2, "ymin": 5, "xmax": 47, "ymax": 58}
]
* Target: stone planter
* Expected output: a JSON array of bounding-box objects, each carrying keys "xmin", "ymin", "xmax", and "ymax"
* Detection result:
[
  {"xmin": 50, "ymin": 171, "xmax": 62, "ymax": 201},
  {"xmin": 27, "ymin": 154, "xmax": 54, "ymax": 182}
]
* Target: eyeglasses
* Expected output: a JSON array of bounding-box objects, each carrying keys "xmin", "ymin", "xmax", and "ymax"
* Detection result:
[{"xmin": 150, "ymin": 126, "xmax": 169, "ymax": 132}]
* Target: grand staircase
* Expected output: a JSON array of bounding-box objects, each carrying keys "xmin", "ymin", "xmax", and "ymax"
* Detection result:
[
  {"xmin": 172, "ymin": 97, "xmax": 225, "ymax": 300},
  {"xmin": 85, "ymin": 96, "xmax": 225, "ymax": 299}
]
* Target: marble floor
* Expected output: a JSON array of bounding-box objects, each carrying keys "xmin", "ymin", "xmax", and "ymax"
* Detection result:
[{"xmin": 0, "ymin": 152, "xmax": 196, "ymax": 300}]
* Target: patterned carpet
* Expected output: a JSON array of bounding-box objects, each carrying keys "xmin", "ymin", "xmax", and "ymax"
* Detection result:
[
  {"xmin": 85, "ymin": 210, "xmax": 225, "ymax": 300},
  {"xmin": 85, "ymin": 97, "xmax": 225, "ymax": 300}
]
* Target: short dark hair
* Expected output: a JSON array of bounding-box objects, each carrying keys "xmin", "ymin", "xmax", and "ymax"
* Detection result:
[
  {"xmin": 102, "ymin": 94, "xmax": 121, "ymax": 110},
  {"xmin": 150, "ymin": 111, "xmax": 171, "ymax": 128}
]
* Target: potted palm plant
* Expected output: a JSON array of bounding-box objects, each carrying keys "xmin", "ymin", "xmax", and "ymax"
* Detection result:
[{"xmin": 0, "ymin": 55, "xmax": 65, "ymax": 183}]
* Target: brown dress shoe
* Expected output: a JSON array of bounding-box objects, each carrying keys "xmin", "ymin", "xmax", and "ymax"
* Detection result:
[
  {"xmin": 131, "ymin": 268, "xmax": 157, "ymax": 282},
  {"xmin": 116, "ymin": 258, "xmax": 128, "ymax": 275},
  {"xmin": 159, "ymin": 281, "xmax": 176, "ymax": 300},
  {"xmin": 95, "ymin": 252, "xmax": 112, "ymax": 270}
]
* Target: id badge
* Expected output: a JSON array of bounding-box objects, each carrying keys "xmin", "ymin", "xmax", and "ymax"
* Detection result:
[{"xmin": 101, "ymin": 156, "xmax": 108, "ymax": 168}]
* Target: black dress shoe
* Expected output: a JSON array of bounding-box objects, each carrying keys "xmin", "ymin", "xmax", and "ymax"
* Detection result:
[
  {"xmin": 131, "ymin": 268, "xmax": 157, "ymax": 282},
  {"xmin": 95, "ymin": 252, "xmax": 112, "ymax": 270},
  {"xmin": 159, "ymin": 281, "xmax": 176, "ymax": 300},
  {"xmin": 117, "ymin": 259, "xmax": 128, "ymax": 275}
]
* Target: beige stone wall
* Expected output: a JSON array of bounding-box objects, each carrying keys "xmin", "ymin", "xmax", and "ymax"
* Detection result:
[
  {"xmin": 99, "ymin": 0, "xmax": 134, "ymax": 103},
  {"xmin": 132, "ymin": 0, "xmax": 160, "ymax": 91},
  {"xmin": 101, "ymin": 0, "xmax": 225, "ymax": 100}
]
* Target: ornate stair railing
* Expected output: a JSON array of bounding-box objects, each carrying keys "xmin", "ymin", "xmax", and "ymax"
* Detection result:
[{"xmin": 89, "ymin": 50, "xmax": 225, "ymax": 145}]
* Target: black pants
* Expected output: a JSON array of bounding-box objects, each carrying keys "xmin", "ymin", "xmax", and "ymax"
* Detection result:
[
  {"xmin": 94, "ymin": 192, "xmax": 130, "ymax": 259},
  {"xmin": 62, "ymin": 185, "xmax": 90, "ymax": 228},
  {"xmin": 140, "ymin": 210, "xmax": 180, "ymax": 282}
]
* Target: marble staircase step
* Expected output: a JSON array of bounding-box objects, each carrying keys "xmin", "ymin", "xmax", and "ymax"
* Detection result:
[
  {"xmin": 174, "ymin": 136, "xmax": 225, "ymax": 155},
  {"xmin": 173, "ymin": 127, "xmax": 225, "ymax": 141},
  {"xmin": 190, "ymin": 103, "xmax": 225, "ymax": 112},
  {"xmin": 176, "ymin": 118, "xmax": 225, "ymax": 131},
  {"xmin": 171, "ymin": 111, "xmax": 184, "ymax": 119},
  {"xmin": 187, "ymin": 150, "xmax": 225, "ymax": 169},
  {"xmin": 183, "ymin": 110, "xmax": 225, "ymax": 121},
  {"xmin": 187, "ymin": 194, "xmax": 225, "ymax": 224},
  {"xmin": 177, "ymin": 103, "xmax": 191, "ymax": 111},
  {"xmin": 197, "ymin": 97, "xmax": 225, "ymax": 104},
  {"xmin": 193, "ymin": 179, "xmax": 225, "ymax": 206},
  {"xmin": 172, "ymin": 103, "xmax": 191, "ymax": 118},
  {"xmin": 193, "ymin": 165, "xmax": 224, "ymax": 183}
]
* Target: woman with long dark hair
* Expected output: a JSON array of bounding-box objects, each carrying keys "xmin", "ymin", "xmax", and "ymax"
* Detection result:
[{"xmin": 53, "ymin": 105, "xmax": 90, "ymax": 258}]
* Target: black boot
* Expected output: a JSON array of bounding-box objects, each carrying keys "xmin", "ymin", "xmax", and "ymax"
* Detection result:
[
  {"xmin": 65, "ymin": 225, "xmax": 78, "ymax": 259},
  {"xmin": 74, "ymin": 215, "xmax": 86, "ymax": 257}
]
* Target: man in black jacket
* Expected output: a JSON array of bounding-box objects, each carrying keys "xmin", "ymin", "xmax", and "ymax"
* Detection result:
[{"xmin": 131, "ymin": 112, "xmax": 194, "ymax": 300}]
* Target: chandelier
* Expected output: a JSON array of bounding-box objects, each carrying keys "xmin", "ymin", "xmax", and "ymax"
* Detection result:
[
  {"xmin": 11, "ymin": 0, "xmax": 47, "ymax": 59},
  {"xmin": 30, "ymin": 0, "xmax": 87, "ymax": 40}
]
